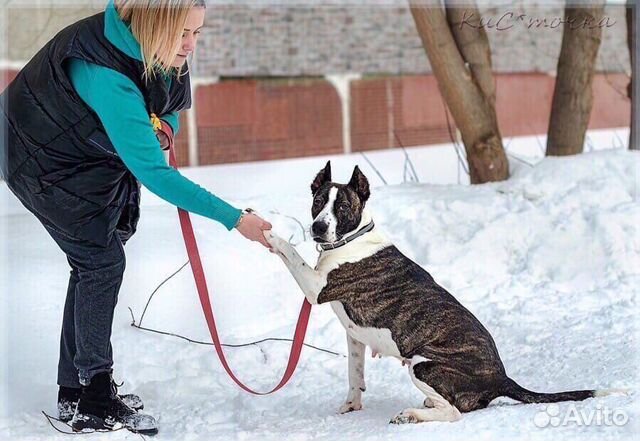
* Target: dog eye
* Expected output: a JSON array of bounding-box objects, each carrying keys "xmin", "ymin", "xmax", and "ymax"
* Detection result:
[
  {"xmin": 313, "ymin": 198, "xmax": 323, "ymax": 207},
  {"xmin": 338, "ymin": 204, "xmax": 349, "ymax": 211}
]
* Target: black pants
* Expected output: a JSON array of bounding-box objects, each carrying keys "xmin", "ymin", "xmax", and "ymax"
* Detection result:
[{"xmin": 42, "ymin": 223, "xmax": 128, "ymax": 387}]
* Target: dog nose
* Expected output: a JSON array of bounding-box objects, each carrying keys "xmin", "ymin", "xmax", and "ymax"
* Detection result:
[{"xmin": 312, "ymin": 221, "xmax": 328, "ymax": 236}]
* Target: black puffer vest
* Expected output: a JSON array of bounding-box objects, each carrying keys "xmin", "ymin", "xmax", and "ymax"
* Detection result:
[{"xmin": 0, "ymin": 11, "xmax": 191, "ymax": 246}]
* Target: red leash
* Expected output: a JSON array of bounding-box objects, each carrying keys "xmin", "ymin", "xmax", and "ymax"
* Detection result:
[{"xmin": 164, "ymin": 125, "xmax": 312, "ymax": 395}]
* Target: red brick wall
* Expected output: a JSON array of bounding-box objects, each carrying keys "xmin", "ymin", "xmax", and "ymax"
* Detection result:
[
  {"xmin": 349, "ymin": 73, "xmax": 631, "ymax": 154},
  {"xmin": 589, "ymin": 74, "xmax": 631, "ymax": 129},
  {"xmin": 495, "ymin": 72, "xmax": 630, "ymax": 136},
  {"xmin": 195, "ymin": 78, "xmax": 343, "ymax": 165},
  {"xmin": 350, "ymin": 76, "xmax": 454, "ymax": 152},
  {"xmin": 174, "ymin": 112, "xmax": 190, "ymax": 167},
  {"xmin": 0, "ymin": 69, "xmax": 19, "ymax": 93},
  {"xmin": 495, "ymin": 73, "xmax": 556, "ymax": 137}
]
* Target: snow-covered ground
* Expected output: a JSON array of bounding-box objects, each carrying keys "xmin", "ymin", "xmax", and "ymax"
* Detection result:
[{"xmin": 0, "ymin": 128, "xmax": 637, "ymax": 440}]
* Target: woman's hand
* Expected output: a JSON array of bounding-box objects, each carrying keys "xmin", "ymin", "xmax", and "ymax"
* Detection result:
[{"xmin": 235, "ymin": 212, "xmax": 273, "ymax": 249}]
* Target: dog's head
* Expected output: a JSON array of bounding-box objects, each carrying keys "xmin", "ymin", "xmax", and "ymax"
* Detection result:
[{"xmin": 309, "ymin": 161, "xmax": 370, "ymax": 244}]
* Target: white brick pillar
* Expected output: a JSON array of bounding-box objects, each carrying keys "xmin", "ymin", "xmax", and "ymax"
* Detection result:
[{"xmin": 326, "ymin": 74, "xmax": 361, "ymax": 155}]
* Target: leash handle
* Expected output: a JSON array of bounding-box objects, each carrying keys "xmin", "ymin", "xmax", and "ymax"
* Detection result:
[{"xmin": 167, "ymin": 143, "xmax": 312, "ymax": 395}]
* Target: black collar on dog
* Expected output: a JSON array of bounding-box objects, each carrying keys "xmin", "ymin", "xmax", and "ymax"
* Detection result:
[{"xmin": 317, "ymin": 221, "xmax": 375, "ymax": 252}]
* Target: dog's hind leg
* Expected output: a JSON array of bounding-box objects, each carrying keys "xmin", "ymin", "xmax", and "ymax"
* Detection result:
[
  {"xmin": 339, "ymin": 334, "xmax": 366, "ymax": 414},
  {"xmin": 390, "ymin": 357, "xmax": 462, "ymax": 424}
]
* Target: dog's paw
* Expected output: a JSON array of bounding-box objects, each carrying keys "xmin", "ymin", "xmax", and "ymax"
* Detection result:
[
  {"xmin": 264, "ymin": 233, "xmax": 290, "ymax": 259},
  {"xmin": 338, "ymin": 401, "xmax": 362, "ymax": 414},
  {"xmin": 389, "ymin": 410, "xmax": 419, "ymax": 425}
]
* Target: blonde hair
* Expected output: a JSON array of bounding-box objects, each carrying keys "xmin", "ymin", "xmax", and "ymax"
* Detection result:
[{"xmin": 114, "ymin": 0, "xmax": 205, "ymax": 81}]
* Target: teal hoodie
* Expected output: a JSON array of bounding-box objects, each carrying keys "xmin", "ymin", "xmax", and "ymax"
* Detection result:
[{"xmin": 66, "ymin": 0, "xmax": 241, "ymax": 230}]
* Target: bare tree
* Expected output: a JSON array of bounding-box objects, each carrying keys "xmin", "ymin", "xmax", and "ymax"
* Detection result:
[
  {"xmin": 409, "ymin": 1, "xmax": 508, "ymax": 184},
  {"xmin": 628, "ymin": 2, "xmax": 637, "ymax": 150},
  {"xmin": 546, "ymin": 4, "xmax": 605, "ymax": 156}
]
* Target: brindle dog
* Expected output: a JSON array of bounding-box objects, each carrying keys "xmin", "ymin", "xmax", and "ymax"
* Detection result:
[{"xmin": 264, "ymin": 161, "xmax": 615, "ymax": 424}]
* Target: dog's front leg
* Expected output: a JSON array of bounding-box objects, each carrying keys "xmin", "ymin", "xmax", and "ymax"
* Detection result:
[
  {"xmin": 339, "ymin": 334, "xmax": 366, "ymax": 414},
  {"xmin": 265, "ymin": 232, "xmax": 325, "ymax": 305}
]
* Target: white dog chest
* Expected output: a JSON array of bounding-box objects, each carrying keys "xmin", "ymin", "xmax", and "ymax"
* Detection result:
[{"xmin": 330, "ymin": 301, "xmax": 402, "ymax": 358}]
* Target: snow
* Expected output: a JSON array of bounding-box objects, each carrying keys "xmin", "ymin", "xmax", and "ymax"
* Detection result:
[{"xmin": 0, "ymin": 128, "xmax": 637, "ymax": 440}]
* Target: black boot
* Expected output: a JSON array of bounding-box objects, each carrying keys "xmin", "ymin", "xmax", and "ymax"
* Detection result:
[
  {"xmin": 111, "ymin": 378, "xmax": 145, "ymax": 411},
  {"xmin": 57, "ymin": 382, "xmax": 144, "ymax": 422},
  {"xmin": 70, "ymin": 372, "xmax": 158, "ymax": 435},
  {"xmin": 57, "ymin": 386, "xmax": 81, "ymax": 423}
]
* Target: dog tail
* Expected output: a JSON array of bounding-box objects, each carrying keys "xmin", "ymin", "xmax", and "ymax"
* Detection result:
[{"xmin": 498, "ymin": 377, "xmax": 624, "ymax": 404}]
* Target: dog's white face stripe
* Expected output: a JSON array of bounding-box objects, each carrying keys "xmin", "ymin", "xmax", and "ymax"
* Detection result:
[{"xmin": 314, "ymin": 186, "xmax": 339, "ymax": 242}]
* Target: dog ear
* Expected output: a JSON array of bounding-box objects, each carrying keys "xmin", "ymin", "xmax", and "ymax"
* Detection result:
[
  {"xmin": 311, "ymin": 161, "xmax": 332, "ymax": 195},
  {"xmin": 348, "ymin": 166, "xmax": 370, "ymax": 202}
]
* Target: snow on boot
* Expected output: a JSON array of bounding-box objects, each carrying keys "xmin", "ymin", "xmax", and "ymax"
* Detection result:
[
  {"xmin": 120, "ymin": 393, "xmax": 144, "ymax": 411},
  {"xmin": 57, "ymin": 386, "xmax": 81, "ymax": 423},
  {"xmin": 70, "ymin": 372, "xmax": 158, "ymax": 435},
  {"xmin": 57, "ymin": 383, "xmax": 144, "ymax": 422},
  {"xmin": 111, "ymin": 379, "xmax": 144, "ymax": 411}
]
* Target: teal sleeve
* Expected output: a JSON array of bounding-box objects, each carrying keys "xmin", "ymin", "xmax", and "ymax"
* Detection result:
[
  {"xmin": 66, "ymin": 59, "xmax": 241, "ymax": 230},
  {"xmin": 161, "ymin": 111, "xmax": 180, "ymax": 135}
]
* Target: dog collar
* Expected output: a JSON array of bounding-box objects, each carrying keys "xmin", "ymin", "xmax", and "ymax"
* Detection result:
[{"xmin": 317, "ymin": 221, "xmax": 375, "ymax": 252}]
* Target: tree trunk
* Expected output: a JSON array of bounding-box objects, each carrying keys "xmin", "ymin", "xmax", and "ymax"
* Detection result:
[
  {"xmin": 445, "ymin": 5, "xmax": 496, "ymax": 108},
  {"xmin": 628, "ymin": 2, "xmax": 637, "ymax": 150},
  {"xmin": 409, "ymin": 1, "xmax": 508, "ymax": 184},
  {"xmin": 546, "ymin": 4, "xmax": 605, "ymax": 156}
]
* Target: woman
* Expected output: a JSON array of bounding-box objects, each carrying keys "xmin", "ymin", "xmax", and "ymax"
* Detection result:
[{"xmin": 0, "ymin": 0, "xmax": 272, "ymax": 434}]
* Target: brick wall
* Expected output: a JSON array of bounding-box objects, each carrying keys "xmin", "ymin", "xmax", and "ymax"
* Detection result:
[
  {"xmin": 190, "ymin": 73, "xmax": 630, "ymax": 165},
  {"xmin": 174, "ymin": 112, "xmax": 190, "ymax": 167},
  {"xmin": 195, "ymin": 78, "xmax": 343, "ymax": 164},
  {"xmin": 1, "ymin": 3, "xmax": 630, "ymax": 77},
  {"xmin": 0, "ymin": 69, "xmax": 18, "ymax": 93},
  {"xmin": 590, "ymin": 74, "xmax": 632, "ymax": 130},
  {"xmin": 495, "ymin": 73, "xmax": 631, "ymax": 136},
  {"xmin": 350, "ymin": 75, "xmax": 454, "ymax": 152},
  {"xmin": 195, "ymin": 3, "xmax": 630, "ymax": 77}
]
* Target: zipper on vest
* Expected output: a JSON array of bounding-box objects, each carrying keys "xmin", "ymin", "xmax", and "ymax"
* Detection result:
[{"xmin": 88, "ymin": 138, "xmax": 119, "ymax": 157}]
